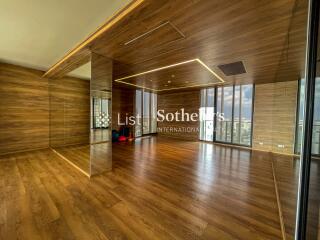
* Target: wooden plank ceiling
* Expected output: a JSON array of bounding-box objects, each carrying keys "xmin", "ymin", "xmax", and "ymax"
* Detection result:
[{"xmin": 44, "ymin": 0, "xmax": 308, "ymax": 91}]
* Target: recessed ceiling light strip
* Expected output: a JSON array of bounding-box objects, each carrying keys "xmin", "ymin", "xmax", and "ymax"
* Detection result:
[
  {"xmin": 124, "ymin": 21, "xmax": 169, "ymax": 45},
  {"xmin": 196, "ymin": 59, "xmax": 225, "ymax": 83},
  {"xmin": 115, "ymin": 81, "xmax": 223, "ymax": 92},
  {"xmin": 115, "ymin": 59, "xmax": 201, "ymax": 82},
  {"xmin": 114, "ymin": 58, "xmax": 225, "ymax": 91}
]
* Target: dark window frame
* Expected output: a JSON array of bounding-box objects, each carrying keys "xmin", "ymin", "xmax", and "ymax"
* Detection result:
[{"xmin": 200, "ymin": 84, "xmax": 255, "ymax": 147}]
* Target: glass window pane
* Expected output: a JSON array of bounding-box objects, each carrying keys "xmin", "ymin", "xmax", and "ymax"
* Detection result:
[
  {"xmin": 205, "ymin": 89, "xmax": 215, "ymax": 141},
  {"xmin": 233, "ymin": 86, "xmax": 241, "ymax": 144},
  {"xmin": 143, "ymin": 91, "xmax": 150, "ymax": 135},
  {"xmin": 216, "ymin": 87, "xmax": 223, "ymax": 141},
  {"xmin": 296, "ymin": 79, "xmax": 305, "ymax": 153},
  {"xmin": 150, "ymin": 93, "xmax": 157, "ymax": 133},
  {"xmin": 135, "ymin": 90, "xmax": 142, "ymax": 137},
  {"xmin": 200, "ymin": 88, "xmax": 214, "ymax": 141},
  {"xmin": 216, "ymin": 86, "xmax": 233, "ymax": 143},
  {"xmin": 200, "ymin": 89, "xmax": 206, "ymax": 140},
  {"xmin": 311, "ymin": 78, "xmax": 320, "ymax": 154},
  {"xmin": 240, "ymin": 85, "xmax": 253, "ymax": 146}
]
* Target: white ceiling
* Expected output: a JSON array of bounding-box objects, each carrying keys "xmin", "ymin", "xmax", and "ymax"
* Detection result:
[
  {"xmin": 69, "ymin": 62, "xmax": 91, "ymax": 80},
  {"xmin": 0, "ymin": 0, "xmax": 131, "ymax": 78}
]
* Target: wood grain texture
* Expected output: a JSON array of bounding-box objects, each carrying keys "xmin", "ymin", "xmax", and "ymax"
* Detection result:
[
  {"xmin": 44, "ymin": 0, "xmax": 307, "ymax": 90},
  {"xmin": 0, "ymin": 137, "xmax": 283, "ymax": 239},
  {"xmin": 0, "ymin": 63, "xmax": 49, "ymax": 155},
  {"xmin": 50, "ymin": 76, "xmax": 90, "ymax": 147},
  {"xmin": 272, "ymin": 154, "xmax": 320, "ymax": 240},
  {"xmin": 91, "ymin": 53, "xmax": 112, "ymax": 92},
  {"xmin": 115, "ymin": 59, "xmax": 223, "ymax": 91},
  {"xmin": 90, "ymin": 53, "xmax": 113, "ymax": 175},
  {"xmin": 112, "ymin": 87, "xmax": 134, "ymax": 131},
  {"xmin": 272, "ymin": 153, "xmax": 300, "ymax": 240},
  {"xmin": 253, "ymin": 81, "xmax": 298, "ymax": 154},
  {"xmin": 157, "ymin": 90, "xmax": 200, "ymax": 140},
  {"xmin": 44, "ymin": 48, "xmax": 91, "ymax": 79},
  {"xmin": 53, "ymin": 144, "xmax": 90, "ymax": 175}
]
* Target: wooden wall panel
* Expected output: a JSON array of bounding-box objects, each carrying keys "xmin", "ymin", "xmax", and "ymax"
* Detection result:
[
  {"xmin": 112, "ymin": 87, "xmax": 134, "ymax": 131},
  {"xmin": 157, "ymin": 90, "xmax": 200, "ymax": 141},
  {"xmin": 253, "ymin": 81, "xmax": 298, "ymax": 154},
  {"xmin": 0, "ymin": 63, "xmax": 49, "ymax": 155},
  {"xmin": 50, "ymin": 77, "xmax": 90, "ymax": 147}
]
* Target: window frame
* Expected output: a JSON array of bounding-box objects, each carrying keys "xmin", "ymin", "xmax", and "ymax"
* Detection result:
[
  {"xmin": 200, "ymin": 84, "xmax": 255, "ymax": 147},
  {"xmin": 135, "ymin": 89, "xmax": 158, "ymax": 137}
]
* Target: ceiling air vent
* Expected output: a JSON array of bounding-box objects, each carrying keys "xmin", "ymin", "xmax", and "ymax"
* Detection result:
[{"xmin": 218, "ymin": 61, "xmax": 246, "ymax": 76}]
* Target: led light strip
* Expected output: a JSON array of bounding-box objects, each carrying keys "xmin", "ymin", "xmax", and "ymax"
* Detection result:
[
  {"xmin": 114, "ymin": 58, "xmax": 225, "ymax": 91},
  {"xmin": 124, "ymin": 21, "xmax": 185, "ymax": 46},
  {"xmin": 43, "ymin": 0, "xmax": 144, "ymax": 77}
]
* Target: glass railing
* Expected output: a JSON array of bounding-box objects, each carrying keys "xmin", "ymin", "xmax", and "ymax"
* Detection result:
[{"xmin": 215, "ymin": 119, "xmax": 252, "ymax": 146}]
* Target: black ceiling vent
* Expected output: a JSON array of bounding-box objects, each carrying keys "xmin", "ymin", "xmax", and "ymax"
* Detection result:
[{"xmin": 218, "ymin": 61, "xmax": 246, "ymax": 76}]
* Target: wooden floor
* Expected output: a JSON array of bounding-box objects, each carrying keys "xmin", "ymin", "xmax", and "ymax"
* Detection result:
[
  {"xmin": 272, "ymin": 154, "xmax": 299, "ymax": 240},
  {"xmin": 54, "ymin": 144, "xmax": 90, "ymax": 174},
  {"xmin": 0, "ymin": 136, "xmax": 284, "ymax": 239},
  {"xmin": 273, "ymin": 153, "xmax": 320, "ymax": 240}
]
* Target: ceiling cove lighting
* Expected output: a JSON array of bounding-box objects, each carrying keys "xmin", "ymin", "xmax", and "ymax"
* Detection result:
[
  {"xmin": 114, "ymin": 58, "xmax": 225, "ymax": 91},
  {"xmin": 43, "ymin": 0, "xmax": 144, "ymax": 78}
]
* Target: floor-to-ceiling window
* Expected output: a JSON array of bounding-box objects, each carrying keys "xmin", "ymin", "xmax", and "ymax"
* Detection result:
[
  {"xmin": 135, "ymin": 89, "xmax": 157, "ymax": 137},
  {"xmin": 200, "ymin": 88, "xmax": 215, "ymax": 141},
  {"xmin": 135, "ymin": 90, "xmax": 143, "ymax": 137},
  {"xmin": 216, "ymin": 86, "xmax": 233, "ymax": 143},
  {"xmin": 238, "ymin": 85, "xmax": 253, "ymax": 145},
  {"xmin": 200, "ymin": 84, "xmax": 254, "ymax": 146},
  {"xmin": 143, "ymin": 91, "xmax": 150, "ymax": 135},
  {"xmin": 295, "ymin": 78, "xmax": 320, "ymax": 155},
  {"xmin": 150, "ymin": 93, "xmax": 157, "ymax": 133}
]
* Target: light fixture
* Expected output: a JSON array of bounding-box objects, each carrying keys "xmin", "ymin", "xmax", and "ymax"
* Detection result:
[
  {"xmin": 168, "ymin": 80, "xmax": 171, "ymax": 83},
  {"xmin": 114, "ymin": 58, "xmax": 224, "ymax": 91},
  {"xmin": 43, "ymin": 0, "xmax": 144, "ymax": 77}
]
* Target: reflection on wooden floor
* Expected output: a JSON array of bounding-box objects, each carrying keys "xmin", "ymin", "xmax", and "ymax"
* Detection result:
[
  {"xmin": 273, "ymin": 153, "xmax": 320, "ymax": 240},
  {"xmin": 53, "ymin": 144, "xmax": 90, "ymax": 175},
  {"xmin": 53, "ymin": 142, "xmax": 112, "ymax": 177},
  {"xmin": 91, "ymin": 129, "xmax": 110, "ymax": 143},
  {"xmin": 272, "ymin": 154, "xmax": 299, "ymax": 240},
  {"xmin": 0, "ymin": 136, "xmax": 286, "ymax": 239},
  {"xmin": 90, "ymin": 142, "xmax": 112, "ymax": 176}
]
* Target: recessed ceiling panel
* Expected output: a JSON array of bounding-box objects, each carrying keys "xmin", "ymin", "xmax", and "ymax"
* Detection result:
[{"xmin": 124, "ymin": 21, "xmax": 185, "ymax": 47}]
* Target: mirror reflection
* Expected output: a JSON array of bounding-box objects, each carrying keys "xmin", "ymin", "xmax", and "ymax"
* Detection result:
[
  {"xmin": 49, "ymin": 62, "xmax": 91, "ymax": 176},
  {"xmin": 90, "ymin": 53, "xmax": 113, "ymax": 176}
]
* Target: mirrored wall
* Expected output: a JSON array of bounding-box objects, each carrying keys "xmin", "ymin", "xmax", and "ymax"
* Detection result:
[
  {"xmin": 49, "ymin": 64, "xmax": 91, "ymax": 176},
  {"xmin": 49, "ymin": 53, "xmax": 113, "ymax": 177},
  {"xmin": 90, "ymin": 53, "xmax": 113, "ymax": 176}
]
